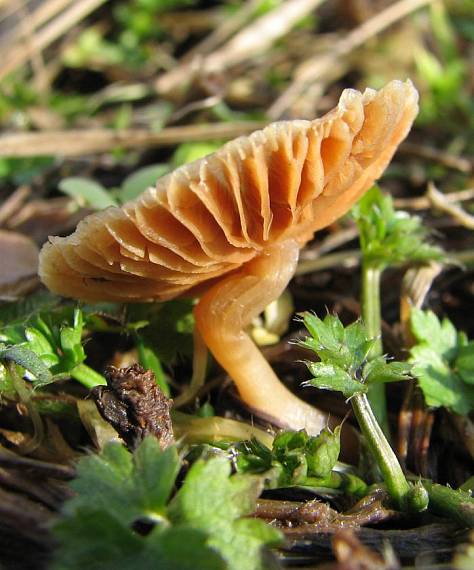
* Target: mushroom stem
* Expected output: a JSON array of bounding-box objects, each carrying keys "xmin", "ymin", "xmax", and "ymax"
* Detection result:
[{"xmin": 194, "ymin": 238, "xmax": 328, "ymax": 435}]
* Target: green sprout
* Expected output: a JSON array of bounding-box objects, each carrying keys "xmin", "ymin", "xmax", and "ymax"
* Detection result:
[
  {"xmin": 0, "ymin": 307, "xmax": 105, "ymax": 389},
  {"xmin": 231, "ymin": 427, "xmax": 367, "ymax": 497},
  {"xmin": 352, "ymin": 186, "xmax": 445, "ymax": 432},
  {"xmin": 300, "ymin": 312, "xmax": 425, "ymax": 512}
]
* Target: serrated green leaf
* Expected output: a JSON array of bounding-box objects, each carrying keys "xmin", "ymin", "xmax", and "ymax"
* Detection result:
[
  {"xmin": 66, "ymin": 442, "xmax": 136, "ymax": 522},
  {"xmin": 410, "ymin": 308, "xmax": 457, "ymax": 355},
  {"xmin": 409, "ymin": 309, "xmax": 474, "ymax": 414},
  {"xmin": 147, "ymin": 526, "xmax": 226, "ymax": 570},
  {"xmin": 52, "ymin": 509, "xmax": 145, "ymax": 570},
  {"xmin": 410, "ymin": 346, "xmax": 474, "ymax": 415},
  {"xmin": 363, "ymin": 358, "xmax": 412, "ymax": 384},
  {"xmin": 456, "ymin": 343, "xmax": 474, "ymax": 385},
  {"xmin": 306, "ymin": 362, "xmax": 365, "ymax": 397},
  {"xmin": 305, "ymin": 426, "xmax": 341, "ymax": 478},
  {"xmin": 53, "ymin": 510, "xmax": 225, "ymax": 570},
  {"xmin": 57, "ymin": 439, "xmax": 280, "ymax": 570},
  {"xmin": 132, "ymin": 439, "xmax": 180, "ymax": 518},
  {"xmin": 352, "ymin": 185, "xmax": 444, "ymax": 268},
  {"xmin": 169, "ymin": 456, "xmax": 281, "ymax": 570}
]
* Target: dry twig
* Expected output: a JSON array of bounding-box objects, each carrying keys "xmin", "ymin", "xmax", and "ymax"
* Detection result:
[
  {"xmin": 155, "ymin": 0, "xmax": 326, "ymax": 97},
  {"xmin": 400, "ymin": 142, "xmax": 473, "ymax": 174},
  {"xmin": 0, "ymin": 121, "xmax": 266, "ymax": 157},
  {"xmin": 269, "ymin": 0, "xmax": 435, "ymax": 118},
  {"xmin": 427, "ymin": 182, "xmax": 474, "ymax": 230}
]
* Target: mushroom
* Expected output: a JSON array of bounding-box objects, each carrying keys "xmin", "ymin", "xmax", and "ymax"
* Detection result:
[{"xmin": 39, "ymin": 80, "xmax": 418, "ymax": 435}]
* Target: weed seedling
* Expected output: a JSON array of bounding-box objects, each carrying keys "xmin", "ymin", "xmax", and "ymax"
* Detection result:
[{"xmin": 352, "ymin": 186, "xmax": 444, "ymax": 433}]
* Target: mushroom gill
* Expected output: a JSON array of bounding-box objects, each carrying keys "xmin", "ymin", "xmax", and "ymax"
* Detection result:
[{"xmin": 39, "ymin": 80, "xmax": 419, "ymax": 435}]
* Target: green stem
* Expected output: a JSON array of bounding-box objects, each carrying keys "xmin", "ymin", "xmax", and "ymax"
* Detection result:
[
  {"xmin": 351, "ymin": 392, "xmax": 411, "ymax": 510},
  {"xmin": 423, "ymin": 480, "xmax": 474, "ymax": 527},
  {"xmin": 71, "ymin": 363, "xmax": 106, "ymax": 389},
  {"xmin": 361, "ymin": 263, "xmax": 389, "ymax": 435}
]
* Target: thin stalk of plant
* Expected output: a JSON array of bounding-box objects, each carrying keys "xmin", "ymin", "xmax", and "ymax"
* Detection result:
[
  {"xmin": 351, "ymin": 391, "xmax": 410, "ymax": 509},
  {"xmin": 353, "ymin": 186, "xmax": 445, "ymax": 433},
  {"xmin": 421, "ymin": 479, "xmax": 474, "ymax": 527},
  {"xmin": 301, "ymin": 313, "xmax": 427, "ymax": 512},
  {"xmin": 361, "ymin": 262, "xmax": 389, "ymax": 435}
]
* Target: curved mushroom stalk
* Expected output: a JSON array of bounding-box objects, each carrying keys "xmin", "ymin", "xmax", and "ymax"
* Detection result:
[{"xmin": 194, "ymin": 238, "xmax": 328, "ymax": 435}]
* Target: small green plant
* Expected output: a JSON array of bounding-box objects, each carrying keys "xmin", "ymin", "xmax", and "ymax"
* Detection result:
[
  {"xmin": 300, "ymin": 312, "xmax": 424, "ymax": 512},
  {"xmin": 231, "ymin": 428, "xmax": 367, "ymax": 497},
  {"xmin": 53, "ymin": 437, "xmax": 281, "ymax": 570},
  {"xmin": 352, "ymin": 186, "xmax": 444, "ymax": 431},
  {"xmin": 409, "ymin": 308, "xmax": 474, "ymax": 416},
  {"xmin": 0, "ymin": 307, "xmax": 105, "ymax": 389}
]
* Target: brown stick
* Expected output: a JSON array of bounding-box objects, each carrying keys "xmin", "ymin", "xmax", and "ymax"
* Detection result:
[{"xmin": 0, "ymin": 121, "xmax": 266, "ymax": 157}]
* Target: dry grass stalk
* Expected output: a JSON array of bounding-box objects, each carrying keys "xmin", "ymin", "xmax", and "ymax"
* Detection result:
[
  {"xmin": 0, "ymin": 121, "xmax": 266, "ymax": 157},
  {"xmin": 427, "ymin": 182, "xmax": 474, "ymax": 230},
  {"xmin": 399, "ymin": 142, "xmax": 473, "ymax": 173},
  {"xmin": 394, "ymin": 187, "xmax": 474, "ymax": 210},
  {"xmin": 0, "ymin": 0, "xmax": 107, "ymax": 81},
  {"xmin": 269, "ymin": 0, "xmax": 435, "ymax": 118},
  {"xmin": 155, "ymin": 0, "xmax": 326, "ymax": 96}
]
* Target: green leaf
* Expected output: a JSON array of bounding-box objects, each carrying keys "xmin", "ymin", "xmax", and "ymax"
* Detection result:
[
  {"xmin": 146, "ymin": 526, "xmax": 226, "ymax": 570},
  {"xmin": 66, "ymin": 442, "xmax": 137, "ymax": 523},
  {"xmin": 118, "ymin": 164, "xmax": 169, "ymax": 203},
  {"xmin": 410, "ymin": 346, "xmax": 474, "ymax": 415},
  {"xmin": 54, "ymin": 510, "xmax": 225, "ymax": 570},
  {"xmin": 59, "ymin": 177, "xmax": 118, "ymax": 209},
  {"xmin": 55, "ymin": 438, "xmax": 280, "ymax": 570},
  {"xmin": 363, "ymin": 358, "xmax": 412, "ymax": 384},
  {"xmin": 0, "ymin": 344, "xmax": 53, "ymax": 385},
  {"xmin": 306, "ymin": 362, "xmax": 366, "ymax": 397},
  {"xmin": 169, "ymin": 457, "xmax": 281, "ymax": 570},
  {"xmin": 53, "ymin": 509, "xmax": 145, "ymax": 570},
  {"xmin": 24, "ymin": 327, "xmax": 53, "ymax": 355},
  {"xmin": 132, "ymin": 438, "xmax": 180, "ymax": 519},
  {"xmin": 410, "ymin": 308, "xmax": 457, "ymax": 355},
  {"xmin": 456, "ymin": 342, "xmax": 474, "ymax": 385},
  {"xmin": 305, "ymin": 426, "xmax": 341, "ymax": 478},
  {"xmin": 409, "ymin": 309, "xmax": 474, "ymax": 415}
]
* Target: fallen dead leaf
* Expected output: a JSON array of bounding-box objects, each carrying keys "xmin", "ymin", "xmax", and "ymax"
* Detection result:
[{"xmin": 0, "ymin": 230, "xmax": 40, "ymax": 300}]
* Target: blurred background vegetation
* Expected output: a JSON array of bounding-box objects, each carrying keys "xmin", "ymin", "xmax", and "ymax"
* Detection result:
[{"xmin": 0, "ymin": 0, "xmax": 472, "ymax": 200}]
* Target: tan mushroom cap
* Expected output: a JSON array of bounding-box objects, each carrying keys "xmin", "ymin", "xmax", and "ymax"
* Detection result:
[{"xmin": 39, "ymin": 80, "xmax": 418, "ymax": 302}]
